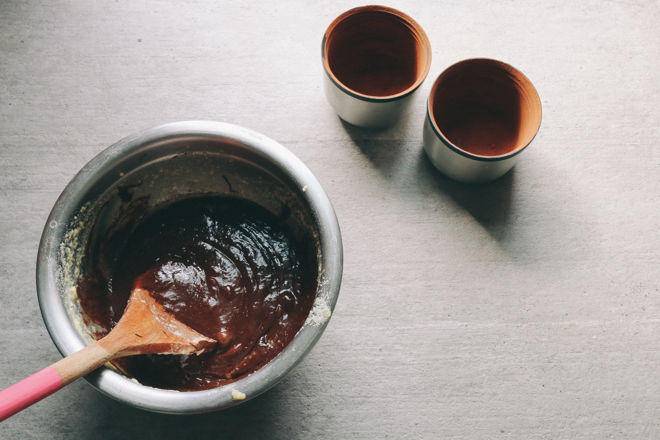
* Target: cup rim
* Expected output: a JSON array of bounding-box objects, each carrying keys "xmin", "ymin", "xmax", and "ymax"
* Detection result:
[
  {"xmin": 35, "ymin": 121, "xmax": 343, "ymax": 414},
  {"xmin": 321, "ymin": 5, "xmax": 432, "ymax": 103},
  {"xmin": 427, "ymin": 58, "xmax": 542, "ymax": 162}
]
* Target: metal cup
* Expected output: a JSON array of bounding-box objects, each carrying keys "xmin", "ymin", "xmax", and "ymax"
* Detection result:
[
  {"xmin": 423, "ymin": 58, "xmax": 542, "ymax": 183},
  {"xmin": 322, "ymin": 5, "xmax": 431, "ymax": 128}
]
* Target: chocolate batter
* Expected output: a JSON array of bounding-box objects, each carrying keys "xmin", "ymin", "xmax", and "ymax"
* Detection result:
[{"xmin": 77, "ymin": 196, "xmax": 316, "ymax": 390}]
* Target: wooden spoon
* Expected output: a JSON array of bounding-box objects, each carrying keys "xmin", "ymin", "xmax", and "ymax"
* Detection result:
[{"xmin": 0, "ymin": 288, "xmax": 216, "ymax": 421}]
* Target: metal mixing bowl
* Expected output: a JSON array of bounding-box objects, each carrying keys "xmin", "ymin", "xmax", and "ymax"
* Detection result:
[{"xmin": 36, "ymin": 121, "xmax": 343, "ymax": 414}]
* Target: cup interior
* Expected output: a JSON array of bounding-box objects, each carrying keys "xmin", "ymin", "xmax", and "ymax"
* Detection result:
[
  {"xmin": 429, "ymin": 59, "xmax": 542, "ymax": 157},
  {"xmin": 323, "ymin": 6, "xmax": 431, "ymax": 98}
]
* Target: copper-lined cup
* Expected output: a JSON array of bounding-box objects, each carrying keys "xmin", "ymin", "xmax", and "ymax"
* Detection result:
[
  {"xmin": 423, "ymin": 58, "xmax": 542, "ymax": 183},
  {"xmin": 322, "ymin": 5, "xmax": 431, "ymax": 128}
]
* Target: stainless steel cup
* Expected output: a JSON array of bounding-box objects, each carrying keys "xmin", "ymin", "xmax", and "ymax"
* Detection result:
[
  {"xmin": 423, "ymin": 58, "xmax": 542, "ymax": 183},
  {"xmin": 322, "ymin": 5, "xmax": 431, "ymax": 128}
]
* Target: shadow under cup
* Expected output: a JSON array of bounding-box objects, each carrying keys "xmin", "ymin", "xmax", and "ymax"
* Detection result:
[
  {"xmin": 322, "ymin": 5, "xmax": 431, "ymax": 127},
  {"xmin": 424, "ymin": 59, "xmax": 542, "ymax": 183}
]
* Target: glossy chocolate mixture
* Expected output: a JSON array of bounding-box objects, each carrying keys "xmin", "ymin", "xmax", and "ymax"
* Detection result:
[{"xmin": 78, "ymin": 197, "xmax": 316, "ymax": 390}]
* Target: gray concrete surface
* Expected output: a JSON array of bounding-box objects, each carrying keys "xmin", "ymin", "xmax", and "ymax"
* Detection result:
[{"xmin": 1, "ymin": 0, "xmax": 659, "ymax": 438}]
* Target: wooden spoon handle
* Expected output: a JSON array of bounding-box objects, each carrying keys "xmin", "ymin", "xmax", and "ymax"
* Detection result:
[
  {"xmin": 49, "ymin": 341, "xmax": 113, "ymax": 386},
  {"xmin": 0, "ymin": 342, "xmax": 113, "ymax": 421}
]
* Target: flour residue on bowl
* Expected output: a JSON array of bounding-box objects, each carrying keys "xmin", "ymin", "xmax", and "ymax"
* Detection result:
[
  {"xmin": 56, "ymin": 202, "xmax": 103, "ymax": 343},
  {"xmin": 305, "ymin": 277, "xmax": 332, "ymax": 327},
  {"xmin": 231, "ymin": 389, "xmax": 246, "ymax": 400}
]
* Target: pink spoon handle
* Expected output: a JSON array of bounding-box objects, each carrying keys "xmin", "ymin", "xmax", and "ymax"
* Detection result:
[
  {"xmin": 0, "ymin": 367, "xmax": 63, "ymax": 422},
  {"xmin": 0, "ymin": 342, "xmax": 112, "ymax": 422}
]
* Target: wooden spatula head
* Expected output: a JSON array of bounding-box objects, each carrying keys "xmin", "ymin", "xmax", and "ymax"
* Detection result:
[{"xmin": 101, "ymin": 288, "xmax": 217, "ymax": 357}]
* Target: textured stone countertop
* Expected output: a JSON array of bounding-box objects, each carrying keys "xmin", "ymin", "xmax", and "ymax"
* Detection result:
[{"xmin": 1, "ymin": 1, "xmax": 659, "ymax": 438}]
